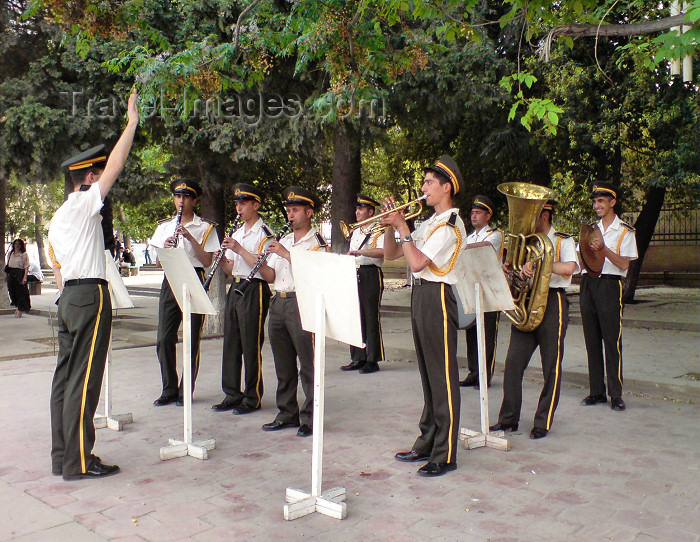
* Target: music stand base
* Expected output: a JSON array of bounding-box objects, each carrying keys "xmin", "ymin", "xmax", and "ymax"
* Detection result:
[
  {"xmin": 93, "ymin": 413, "xmax": 133, "ymax": 431},
  {"xmin": 284, "ymin": 487, "xmax": 347, "ymax": 520},
  {"xmin": 160, "ymin": 438, "xmax": 216, "ymax": 461},
  {"xmin": 460, "ymin": 427, "xmax": 510, "ymax": 451}
]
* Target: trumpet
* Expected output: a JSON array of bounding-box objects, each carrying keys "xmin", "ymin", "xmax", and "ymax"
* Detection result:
[{"xmin": 339, "ymin": 195, "xmax": 426, "ymax": 240}]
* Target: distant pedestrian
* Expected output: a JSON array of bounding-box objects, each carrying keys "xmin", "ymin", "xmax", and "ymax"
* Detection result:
[
  {"xmin": 4, "ymin": 238, "xmax": 31, "ymax": 317},
  {"xmin": 143, "ymin": 243, "xmax": 152, "ymax": 264}
]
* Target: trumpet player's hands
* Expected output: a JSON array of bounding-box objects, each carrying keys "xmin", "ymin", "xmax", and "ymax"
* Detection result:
[{"xmin": 380, "ymin": 197, "xmax": 408, "ymax": 231}]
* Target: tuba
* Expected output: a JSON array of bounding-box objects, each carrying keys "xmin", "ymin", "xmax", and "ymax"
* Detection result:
[{"xmin": 497, "ymin": 182, "xmax": 557, "ymax": 332}]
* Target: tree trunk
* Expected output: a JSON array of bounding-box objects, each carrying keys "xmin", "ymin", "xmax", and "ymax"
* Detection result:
[
  {"xmin": 199, "ymin": 182, "xmax": 227, "ymax": 335},
  {"xmin": 331, "ymin": 120, "xmax": 362, "ymax": 253},
  {"xmin": 34, "ymin": 211, "xmax": 50, "ymax": 269},
  {"xmin": 116, "ymin": 205, "xmax": 131, "ymax": 250},
  {"xmin": 624, "ymin": 185, "xmax": 666, "ymax": 304},
  {"xmin": 0, "ymin": 173, "xmax": 10, "ymax": 308}
]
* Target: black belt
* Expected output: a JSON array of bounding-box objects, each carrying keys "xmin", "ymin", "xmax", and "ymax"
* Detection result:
[
  {"xmin": 64, "ymin": 278, "xmax": 108, "ymax": 287},
  {"xmin": 585, "ymin": 273, "xmax": 623, "ymax": 280},
  {"xmin": 357, "ymin": 264, "xmax": 379, "ymax": 269},
  {"xmin": 276, "ymin": 291, "xmax": 296, "ymax": 299},
  {"xmin": 412, "ymin": 278, "xmax": 440, "ymax": 286},
  {"xmin": 233, "ymin": 277, "xmax": 264, "ymax": 284},
  {"xmin": 550, "ymin": 287, "xmax": 566, "ymax": 293}
]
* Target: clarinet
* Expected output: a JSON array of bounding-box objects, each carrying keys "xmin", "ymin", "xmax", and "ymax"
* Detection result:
[
  {"xmin": 171, "ymin": 204, "xmax": 184, "ymax": 248},
  {"xmin": 203, "ymin": 213, "xmax": 242, "ymax": 292},
  {"xmin": 234, "ymin": 221, "xmax": 291, "ymax": 296}
]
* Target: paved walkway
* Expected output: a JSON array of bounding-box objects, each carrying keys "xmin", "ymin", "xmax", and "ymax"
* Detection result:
[{"xmin": 1, "ymin": 271, "xmax": 699, "ymax": 541}]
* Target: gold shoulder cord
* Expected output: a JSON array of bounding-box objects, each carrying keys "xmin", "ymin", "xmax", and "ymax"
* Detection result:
[{"xmin": 425, "ymin": 222, "xmax": 462, "ymax": 276}]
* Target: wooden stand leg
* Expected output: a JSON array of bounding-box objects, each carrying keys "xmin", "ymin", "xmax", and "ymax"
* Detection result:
[
  {"xmin": 459, "ymin": 283, "xmax": 510, "ymax": 452},
  {"xmin": 283, "ymin": 295, "xmax": 346, "ymax": 521},
  {"xmin": 94, "ymin": 336, "xmax": 133, "ymax": 432},
  {"xmin": 160, "ymin": 284, "xmax": 216, "ymax": 461}
]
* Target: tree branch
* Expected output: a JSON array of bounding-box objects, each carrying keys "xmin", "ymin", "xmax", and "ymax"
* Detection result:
[{"xmin": 552, "ymin": 13, "xmax": 690, "ymax": 40}]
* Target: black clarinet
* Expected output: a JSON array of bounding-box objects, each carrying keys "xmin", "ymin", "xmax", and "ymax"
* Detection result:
[
  {"xmin": 234, "ymin": 221, "xmax": 291, "ymax": 296},
  {"xmin": 203, "ymin": 213, "xmax": 242, "ymax": 292},
  {"xmin": 171, "ymin": 204, "xmax": 184, "ymax": 248}
]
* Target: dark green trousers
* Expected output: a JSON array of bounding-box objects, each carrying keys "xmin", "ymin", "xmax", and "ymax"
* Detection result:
[
  {"xmin": 497, "ymin": 289, "xmax": 568, "ymax": 431},
  {"xmin": 580, "ymin": 274, "xmax": 624, "ymax": 399},
  {"xmin": 410, "ymin": 281, "xmax": 460, "ymax": 465},
  {"xmin": 51, "ymin": 281, "xmax": 112, "ymax": 476},
  {"xmin": 350, "ymin": 265, "xmax": 385, "ymax": 364},
  {"xmin": 156, "ymin": 271, "xmax": 205, "ymax": 397},
  {"xmin": 268, "ymin": 294, "xmax": 314, "ymax": 426},
  {"xmin": 221, "ymin": 278, "xmax": 271, "ymax": 408}
]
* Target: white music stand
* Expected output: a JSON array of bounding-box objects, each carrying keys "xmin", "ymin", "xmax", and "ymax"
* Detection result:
[
  {"xmin": 453, "ymin": 246, "xmax": 514, "ymax": 452},
  {"xmin": 283, "ymin": 249, "xmax": 363, "ymax": 521},
  {"xmin": 94, "ymin": 252, "xmax": 134, "ymax": 431},
  {"xmin": 156, "ymin": 248, "xmax": 218, "ymax": 461}
]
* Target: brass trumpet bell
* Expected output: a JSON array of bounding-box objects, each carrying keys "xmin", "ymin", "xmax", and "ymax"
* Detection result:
[{"xmin": 339, "ymin": 195, "xmax": 427, "ymax": 239}]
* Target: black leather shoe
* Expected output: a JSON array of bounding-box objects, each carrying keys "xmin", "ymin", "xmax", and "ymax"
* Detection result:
[
  {"xmin": 297, "ymin": 424, "xmax": 312, "ymax": 437},
  {"xmin": 360, "ymin": 362, "xmax": 380, "ymax": 374},
  {"xmin": 581, "ymin": 394, "xmax": 607, "ymax": 406},
  {"xmin": 530, "ymin": 427, "xmax": 548, "ymax": 439},
  {"xmin": 212, "ymin": 398, "xmax": 240, "ymax": 411},
  {"xmin": 417, "ymin": 462, "xmax": 457, "ymax": 477},
  {"xmin": 63, "ymin": 459, "xmax": 120, "ymax": 481},
  {"xmin": 232, "ymin": 404, "xmax": 261, "ymax": 415},
  {"xmin": 340, "ymin": 360, "xmax": 366, "ymax": 371},
  {"xmin": 394, "ymin": 450, "xmax": 430, "ymax": 463},
  {"xmin": 611, "ymin": 398, "xmax": 626, "ymax": 411},
  {"xmin": 262, "ymin": 420, "xmax": 300, "ymax": 432},
  {"xmin": 460, "ymin": 374, "xmax": 478, "ymax": 387},
  {"xmin": 489, "ymin": 421, "xmax": 519, "ymax": 432},
  {"xmin": 153, "ymin": 394, "xmax": 178, "ymax": 406}
]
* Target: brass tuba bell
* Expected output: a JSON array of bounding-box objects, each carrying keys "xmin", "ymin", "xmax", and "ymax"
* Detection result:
[{"xmin": 497, "ymin": 182, "xmax": 558, "ymax": 332}]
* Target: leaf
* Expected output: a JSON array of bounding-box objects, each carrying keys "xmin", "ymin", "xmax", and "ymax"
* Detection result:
[{"xmin": 547, "ymin": 111, "xmax": 559, "ymax": 125}]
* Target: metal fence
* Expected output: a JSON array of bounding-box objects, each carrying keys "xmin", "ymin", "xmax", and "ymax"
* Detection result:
[{"xmin": 626, "ymin": 204, "xmax": 700, "ymax": 246}]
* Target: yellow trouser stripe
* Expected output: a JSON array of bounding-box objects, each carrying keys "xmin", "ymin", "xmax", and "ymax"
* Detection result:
[
  {"xmin": 79, "ymin": 284, "xmax": 104, "ymax": 472},
  {"xmin": 546, "ymin": 292, "xmax": 564, "ymax": 429},
  {"xmin": 441, "ymin": 284, "xmax": 454, "ymax": 462},
  {"xmin": 616, "ymin": 280, "xmax": 623, "ymax": 386},
  {"xmin": 377, "ymin": 267, "xmax": 385, "ymax": 360},
  {"xmin": 255, "ymin": 284, "xmax": 263, "ymax": 404}
]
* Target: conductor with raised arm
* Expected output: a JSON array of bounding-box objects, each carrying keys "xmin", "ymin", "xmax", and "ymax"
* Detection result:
[
  {"xmin": 382, "ymin": 155, "xmax": 466, "ymax": 477},
  {"xmin": 47, "ymin": 91, "xmax": 139, "ymax": 480}
]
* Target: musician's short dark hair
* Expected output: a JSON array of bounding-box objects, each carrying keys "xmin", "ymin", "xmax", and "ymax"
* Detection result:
[{"xmin": 70, "ymin": 166, "xmax": 104, "ymax": 186}]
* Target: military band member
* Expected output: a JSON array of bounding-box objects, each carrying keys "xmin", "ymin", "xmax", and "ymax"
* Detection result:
[
  {"xmin": 490, "ymin": 200, "xmax": 578, "ymax": 439},
  {"xmin": 341, "ymin": 194, "xmax": 385, "ymax": 374},
  {"xmin": 150, "ymin": 179, "xmax": 220, "ymax": 406},
  {"xmin": 578, "ymin": 182, "xmax": 637, "ymax": 412},
  {"xmin": 460, "ymin": 195, "xmax": 503, "ymax": 389},
  {"xmin": 383, "ymin": 155, "xmax": 466, "ymax": 477},
  {"xmin": 212, "ymin": 184, "xmax": 273, "ymax": 414},
  {"xmin": 257, "ymin": 187, "xmax": 328, "ymax": 437},
  {"xmin": 48, "ymin": 91, "xmax": 138, "ymax": 480}
]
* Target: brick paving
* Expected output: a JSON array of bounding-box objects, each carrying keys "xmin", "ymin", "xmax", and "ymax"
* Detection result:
[{"xmin": 1, "ymin": 272, "xmax": 698, "ymax": 541}]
